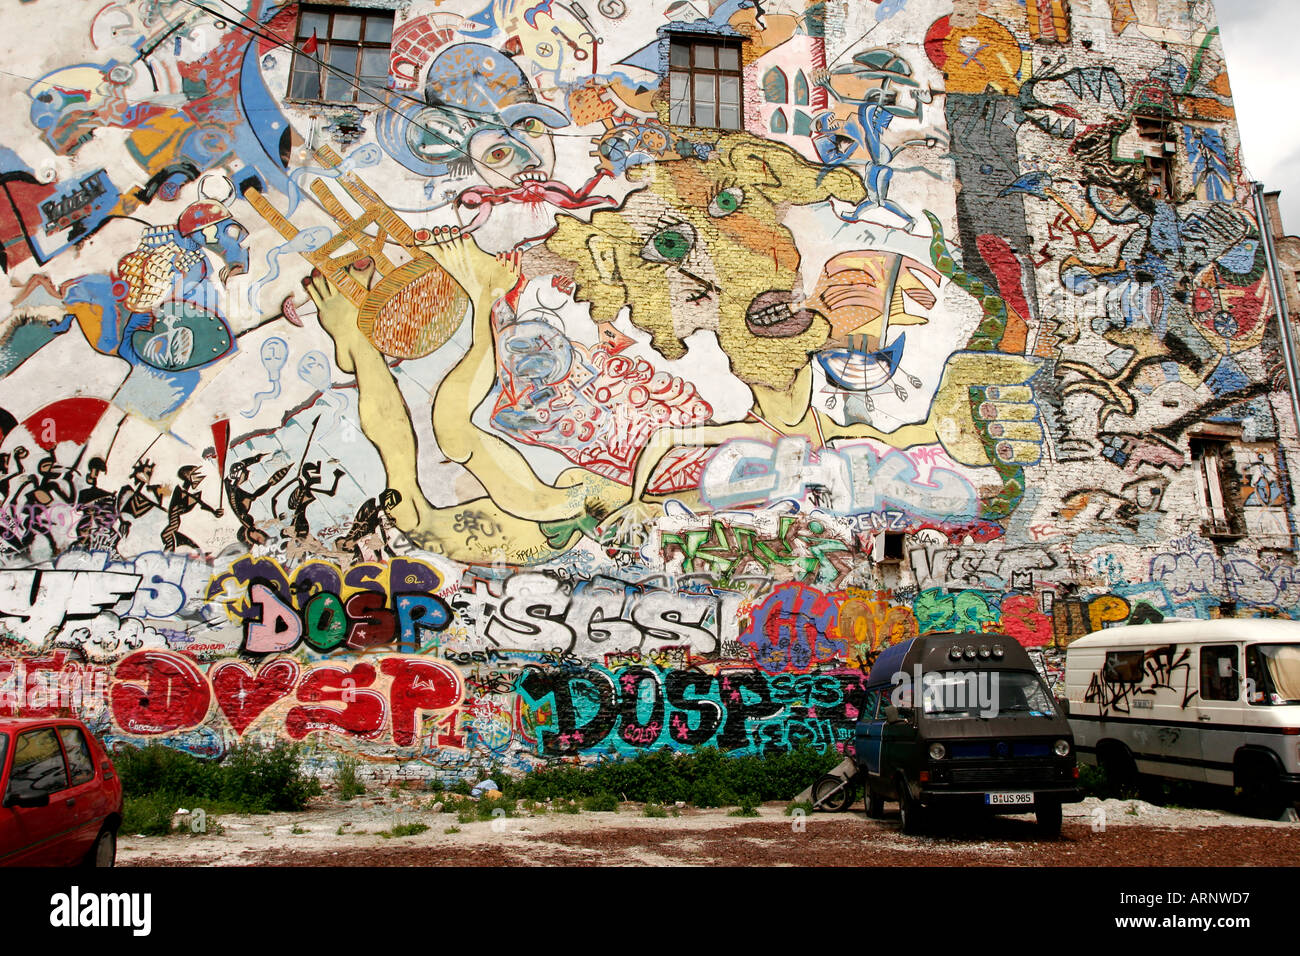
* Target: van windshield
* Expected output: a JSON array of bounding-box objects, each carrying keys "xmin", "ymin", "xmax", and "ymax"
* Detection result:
[
  {"xmin": 1247, "ymin": 644, "xmax": 1300, "ymax": 705},
  {"xmin": 920, "ymin": 670, "xmax": 1058, "ymax": 720}
]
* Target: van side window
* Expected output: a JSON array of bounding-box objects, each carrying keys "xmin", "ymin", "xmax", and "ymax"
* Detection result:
[
  {"xmin": 1246, "ymin": 643, "xmax": 1300, "ymax": 705},
  {"xmin": 1103, "ymin": 650, "xmax": 1144, "ymax": 683},
  {"xmin": 861, "ymin": 689, "xmax": 882, "ymax": 720},
  {"xmin": 1200, "ymin": 645, "xmax": 1240, "ymax": 702}
]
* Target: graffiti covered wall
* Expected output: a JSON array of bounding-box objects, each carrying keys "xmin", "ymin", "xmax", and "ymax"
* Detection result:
[{"xmin": 1, "ymin": 0, "xmax": 1297, "ymax": 781}]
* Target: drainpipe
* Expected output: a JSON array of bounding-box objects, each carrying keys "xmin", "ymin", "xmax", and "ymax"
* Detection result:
[{"xmin": 1252, "ymin": 182, "xmax": 1300, "ymax": 552}]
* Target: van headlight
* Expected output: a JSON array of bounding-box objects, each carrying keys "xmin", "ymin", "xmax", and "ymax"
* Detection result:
[
  {"xmin": 929, "ymin": 743, "xmax": 947, "ymax": 760},
  {"xmin": 1054, "ymin": 739, "xmax": 1071, "ymax": 757}
]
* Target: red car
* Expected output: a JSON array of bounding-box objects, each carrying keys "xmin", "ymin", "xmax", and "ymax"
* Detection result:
[{"xmin": 0, "ymin": 718, "xmax": 122, "ymax": 866}]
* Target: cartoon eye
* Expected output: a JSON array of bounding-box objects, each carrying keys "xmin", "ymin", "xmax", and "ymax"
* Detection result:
[
  {"xmin": 516, "ymin": 117, "xmax": 546, "ymax": 138},
  {"xmin": 484, "ymin": 145, "xmax": 514, "ymax": 166},
  {"xmin": 641, "ymin": 222, "xmax": 696, "ymax": 263},
  {"xmin": 708, "ymin": 187, "xmax": 745, "ymax": 218}
]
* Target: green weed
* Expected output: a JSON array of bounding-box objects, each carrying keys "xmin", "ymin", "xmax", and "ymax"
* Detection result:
[
  {"xmin": 581, "ymin": 792, "xmax": 619, "ymax": 812},
  {"xmin": 334, "ymin": 757, "xmax": 365, "ymax": 801},
  {"xmin": 379, "ymin": 822, "xmax": 430, "ymax": 839}
]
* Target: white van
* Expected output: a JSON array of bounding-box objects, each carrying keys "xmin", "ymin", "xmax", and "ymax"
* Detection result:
[{"xmin": 1064, "ymin": 619, "xmax": 1300, "ymax": 817}]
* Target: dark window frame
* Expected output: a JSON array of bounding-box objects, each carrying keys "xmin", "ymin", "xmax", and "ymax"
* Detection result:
[
  {"xmin": 882, "ymin": 531, "xmax": 906, "ymax": 562},
  {"xmin": 668, "ymin": 36, "xmax": 744, "ymax": 130},
  {"xmin": 1144, "ymin": 154, "xmax": 1173, "ymax": 199},
  {"xmin": 1134, "ymin": 113, "xmax": 1169, "ymax": 143},
  {"xmin": 287, "ymin": 5, "xmax": 395, "ymax": 106},
  {"xmin": 1200, "ymin": 644, "xmax": 1241, "ymax": 702}
]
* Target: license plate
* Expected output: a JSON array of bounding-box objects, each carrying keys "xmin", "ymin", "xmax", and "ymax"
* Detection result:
[{"xmin": 985, "ymin": 792, "xmax": 1034, "ymax": 806}]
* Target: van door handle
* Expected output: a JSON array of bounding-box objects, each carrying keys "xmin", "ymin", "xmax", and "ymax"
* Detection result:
[
  {"xmin": 65, "ymin": 798, "xmax": 76, "ymax": 807},
  {"xmin": 1198, "ymin": 714, "xmax": 1212, "ymax": 721}
]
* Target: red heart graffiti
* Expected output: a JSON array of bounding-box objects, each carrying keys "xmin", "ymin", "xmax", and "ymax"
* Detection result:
[{"xmin": 212, "ymin": 658, "xmax": 301, "ymax": 735}]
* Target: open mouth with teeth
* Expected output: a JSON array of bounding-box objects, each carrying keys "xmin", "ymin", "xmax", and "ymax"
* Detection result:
[
  {"xmin": 745, "ymin": 290, "xmax": 819, "ymax": 338},
  {"xmin": 1021, "ymin": 65, "xmax": 1126, "ymax": 140}
]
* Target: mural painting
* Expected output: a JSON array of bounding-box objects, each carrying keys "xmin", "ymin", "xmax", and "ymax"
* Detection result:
[{"xmin": 0, "ymin": 0, "xmax": 1294, "ymax": 782}]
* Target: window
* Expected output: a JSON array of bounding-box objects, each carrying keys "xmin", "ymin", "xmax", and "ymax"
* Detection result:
[
  {"xmin": 1135, "ymin": 114, "xmax": 1168, "ymax": 143},
  {"xmin": 1103, "ymin": 650, "xmax": 1144, "ymax": 684},
  {"xmin": 1247, "ymin": 643, "xmax": 1300, "ymax": 705},
  {"xmin": 288, "ymin": 5, "xmax": 394, "ymax": 104},
  {"xmin": 6, "ymin": 728, "xmax": 68, "ymax": 800},
  {"xmin": 1190, "ymin": 435, "xmax": 1245, "ymax": 537},
  {"xmin": 669, "ymin": 37, "xmax": 743, "ymax": 129},
  {"xmin": 58, "ymin": 727, "xmax": 95, "ymax": 786},
  {"xmin": 873, "ymin": 531, "xmax": 905, "ymax": 563},
  {"xmin": 1200, "ymin": 645, "xmax": 1240, "ymax": 702},
  {"xmin": 860, "ymin": 688, "xmax": 882, "ymax": 721},
  {"xmin": 1144, "ymin": 154, "xmax": 1172, "ymax": 199}
]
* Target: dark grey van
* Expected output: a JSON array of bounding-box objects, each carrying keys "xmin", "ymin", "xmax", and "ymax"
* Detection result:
[{"xmin": 853, "ymin": 633, "xmax": 1082, "ymax": 835}]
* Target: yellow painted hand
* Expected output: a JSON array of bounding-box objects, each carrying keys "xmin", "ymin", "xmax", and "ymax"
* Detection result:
[{"xmin": 927, "ymin": 352, "xmax": 1043, "ymax": 467}]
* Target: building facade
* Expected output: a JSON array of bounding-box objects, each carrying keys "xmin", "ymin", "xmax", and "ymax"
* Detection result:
[{"xmin": 0, "ymin": 0, "xmax": 1295, "ymax": 778}]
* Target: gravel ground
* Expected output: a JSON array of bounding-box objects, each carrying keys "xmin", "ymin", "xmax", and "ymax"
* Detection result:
[{"xmin": 118, "ymin": 791, "xmax": 1300, "ymax": 867}]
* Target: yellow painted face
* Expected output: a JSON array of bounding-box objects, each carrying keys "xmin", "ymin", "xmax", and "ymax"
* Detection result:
[{"xmin": 549, "ymin": 133, "xmax": 865, "ymax": 391}]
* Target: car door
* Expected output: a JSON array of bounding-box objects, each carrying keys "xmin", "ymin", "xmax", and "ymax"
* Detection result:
[
  {"xmin": 1194, "ymin": 643, "xmax": 1246, "ymax": 787},
  {"xmin": 56, "ymin": 726, "xmax": 104, "ymax": 861},
  {"xmin": 1, "ymin": 725, "xmax": 73, "ymax": 866}
]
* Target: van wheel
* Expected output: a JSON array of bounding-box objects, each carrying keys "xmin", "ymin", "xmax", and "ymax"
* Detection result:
[
  {"xmin": 898, "ymin": 779, "xmax": 927, "ymax": 835},
  {"xmin": 83, "ymin": 827, "xmax": 116, "ymax": 867},
  {"xmin": 1236, "ymin": 757, "xmax": 1287, "ymax": 819},
  {"xmin": 812, "ymin": 774, "xmax": 855, "ymax": 813},
  {"xmin": 864, "ymin": 786, "xmax": 886, "ymax": 819},
  {"xmin": 1035, "ymin": 798, "xmax": 1063, "ymax": 839},
  {"xmin": 1099, "ymin": 744, "xmax": 1139, "ymax": 796}
]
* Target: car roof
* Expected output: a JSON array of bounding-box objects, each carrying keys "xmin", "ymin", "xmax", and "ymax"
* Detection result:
[
  {"xmin": 0, "ymin": 716, "xmax": 89, "ymax": 732},
  {"xmin": 1068, "ymin": 618, "xmax": 1300, "ymax": 650},
  {"xmin": 867, "ymin": 632, "xmax": 1035, "ymax": 684}
]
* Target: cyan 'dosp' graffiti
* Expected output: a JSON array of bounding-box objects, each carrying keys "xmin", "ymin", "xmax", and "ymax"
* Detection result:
[{"xmin": 515, "ymin": 665, "xmax": 867, "ymax": 757}]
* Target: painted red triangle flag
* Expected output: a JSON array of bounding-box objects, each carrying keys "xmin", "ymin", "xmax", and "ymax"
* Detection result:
[{"xmin": 302, "ymin": 30, "xmax": 318, "ymax": 55}]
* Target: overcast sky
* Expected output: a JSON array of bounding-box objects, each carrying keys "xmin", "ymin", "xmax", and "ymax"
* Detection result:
[{"xmin": 1215, "ymin": 0, "xmax": 1300, "ymax": 230}]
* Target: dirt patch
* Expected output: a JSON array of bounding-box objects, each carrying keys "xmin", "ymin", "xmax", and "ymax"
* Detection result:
[{"xmin": 117, "ymin": 793, "xmax": 1300, "ymax": 867}]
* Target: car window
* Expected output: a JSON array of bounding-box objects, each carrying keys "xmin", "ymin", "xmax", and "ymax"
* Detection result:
[
  {"xmin": 57, "ymin": 728, "xmax": 95, "ymax": 786},
  {"xmin": 7, "ymin": 728, "xmax": 69, "ymax": 799},
  {"xmin": 1247, "ymin": 643, "xmax": 1300, "ymax": 705},
  {"xmin": 1200, "ymin": 645, "xmax": 1240, "ymax": 702},
  {"xmin": 861, "ymin": 689, "xmax": 881, "ymax": 720},
  {"xmin": 1103, "ymin": 650, "xmax": 1144, "ymax": 683},
  {"xmin": 0, "ymin": 733, "xmax": 7, "ymax": 775}
]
